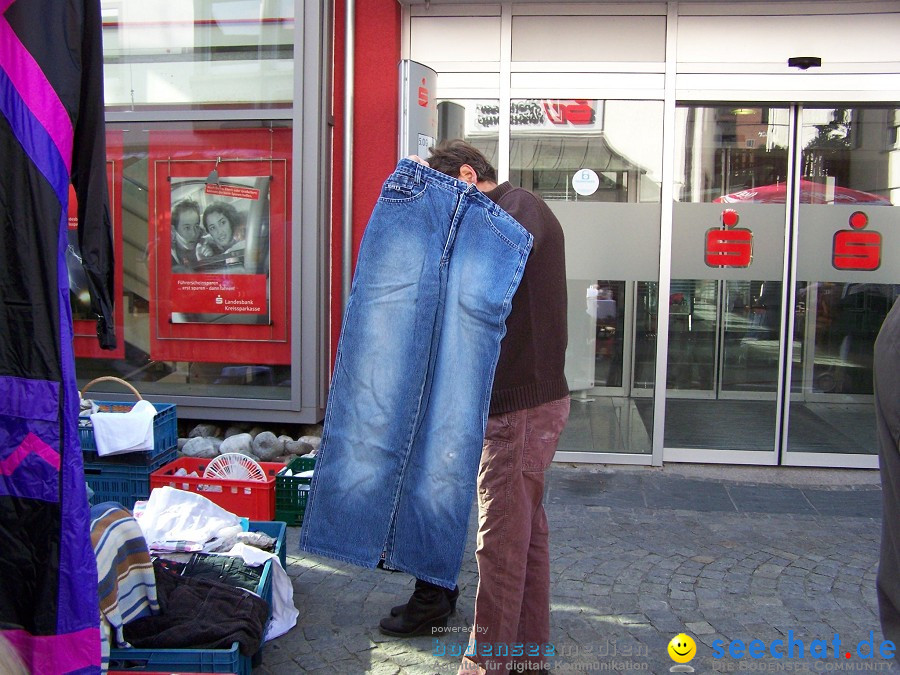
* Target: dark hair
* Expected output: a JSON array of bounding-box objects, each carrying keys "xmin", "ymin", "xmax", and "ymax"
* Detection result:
[
  {"xmin": 171, "ymin": 199, "xmax": 201, "ymax": 227},
  {"xmin": 426, "ymin": 139, "xmax": 497, "ymax": 183},
  {"xmin": 202, "ymin": 201, "xmax": 240, "ymax": 231}
]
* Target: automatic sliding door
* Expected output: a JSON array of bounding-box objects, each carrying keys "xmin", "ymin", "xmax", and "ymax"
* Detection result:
[
  {"xmin": 665, "ymin": 105, "xmax": 790, "ymax": 461},
  {"xmin": 784, "ymin": 106, "xmax": 899, "ymax": 465},
  {"xmin": 666, "ymin": 104, "xmax": 898, "ymax": 466}
]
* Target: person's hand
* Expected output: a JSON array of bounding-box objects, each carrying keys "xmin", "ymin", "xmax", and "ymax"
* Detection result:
[
  {"xmin": 196, "ymin": 241, "xmax": 215, "ymax": 259},
  {"xmin": 407, "ymin": 154, "xmax": 429, "ymax": 166}
]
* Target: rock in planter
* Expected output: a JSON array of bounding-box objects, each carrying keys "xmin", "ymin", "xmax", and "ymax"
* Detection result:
[
  {"xmin": 252, "ymin": 431, "xmax": 284, "ymax": 462},
  {"xmin": 181, "ymin": 436, "xmax": 221, "ymax": 459},
  {"xmin": 285, "ymin": 439, "xmax": 314, "ymax": 456},
  {"xmin": 224, "ymin": 426, "xmax": 247, "ymax": 439},
  {"xmin": 220, "ymin": 433, "xmax": 254, "ymax": 457},
  {"xmin": 298, "ymin": 435, "xmax": 322, "ymax": 452},
  {"xmin": 188, "ymin": 423, "xmax": 222, "ymax": 438}
]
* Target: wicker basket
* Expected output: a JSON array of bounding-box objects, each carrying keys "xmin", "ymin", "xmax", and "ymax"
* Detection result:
[{"xmin": 78, "ymin": 376, "xmax": 177, "ymax": 465}]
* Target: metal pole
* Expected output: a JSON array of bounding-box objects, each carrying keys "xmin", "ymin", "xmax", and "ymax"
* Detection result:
[{"xmin": 342, "ymin": 0, "xmax": 355, "ymax": 310}]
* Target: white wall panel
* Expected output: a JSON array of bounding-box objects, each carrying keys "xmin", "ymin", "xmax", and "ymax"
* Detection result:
[
  {"xmin": 511, "ymin": 15, "xmax": 665, "ymax": 62},
  {"xmin": 677, "ymin": 13, "xmax": 900, "ymax": 66},
  {"xmin": 409, "ymin": 16, "xmax": 502, "ymax": 63}
]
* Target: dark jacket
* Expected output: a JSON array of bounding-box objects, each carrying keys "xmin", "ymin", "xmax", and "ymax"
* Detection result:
[{"xmin": 484, "ymin": 182, "xmax": 569, "ymax": 414}]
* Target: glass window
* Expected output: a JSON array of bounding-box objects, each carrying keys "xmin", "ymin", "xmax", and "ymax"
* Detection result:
[
  {"xmin": 435, "ymin": 99, "xmax": 499, "ymax": 165},
  {"xmin": 101, "ymin": 0, "xmax": 294, "ymax": 109},
  {"xmin": 508, "ymin": 99, "xmax": 664, "ymax": 455},
  {"xmin": 74, "ymin": 120, "xmax": 293, "ymax": 401},
  {"xmin": 510, "ymin": 99, "xmax": 662, "ymax": 203}
]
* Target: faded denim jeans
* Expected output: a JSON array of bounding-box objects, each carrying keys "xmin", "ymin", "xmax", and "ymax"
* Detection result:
[
  {"xmin": 459, "ymin": 396, "xmax": 571, "ymax": 674},
  {"xmin": 299, "ymin": 158, "xmax": 533, "ymax": 589}
]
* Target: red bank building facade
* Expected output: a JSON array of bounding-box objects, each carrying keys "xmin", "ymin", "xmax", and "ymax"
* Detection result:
[{"xmin": 83, "ymin": 0, "xmax": 899, "ymax": 469}]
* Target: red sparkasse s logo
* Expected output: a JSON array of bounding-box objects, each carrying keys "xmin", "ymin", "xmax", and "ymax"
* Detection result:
[
  {"xmin": 418, "ymin": 78, "xmax": 429, "ymax": 107},
  {"xmin": 705, "ymin": 209, "xmax": 753, "ymax": 268},
  {"xmin": 543, "ymin": 99, "xmax": 595, "ymax": 125},
  {"xmin": 833, "ymin": 211, "xmax": 881, "ymax": 271}
]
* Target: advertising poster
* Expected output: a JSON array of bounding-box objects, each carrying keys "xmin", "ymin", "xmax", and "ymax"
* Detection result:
[
  {"xmin": 71, "ymin": 130, "xmax": 125, "ymax": 358},
  {"xmin": 148, "ymin": 128, "xmax": 291, "ymax": 365},
  {"xmin": 168, "ymin": 175, "xmax": 271, "ymax": 324}
]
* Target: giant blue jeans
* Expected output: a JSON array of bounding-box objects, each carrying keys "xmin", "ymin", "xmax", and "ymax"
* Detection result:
[{"xmin": 299, "ymin": 158, "xmax": 533, "ymax": 589}]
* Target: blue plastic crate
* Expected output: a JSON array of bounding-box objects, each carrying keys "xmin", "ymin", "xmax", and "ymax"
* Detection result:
[
  {"xmin": 79, "ymin": 401, "xmax": 177, "ymax": 465},
  {"xmin": 249, "ymin": 520, "xmax": 287, "ymax": 570},
  {"xmin": 83, "ymin": 448, "xmax": 176, "ymax": 509},
  {"xmin": 108, "ymin": 558, "xmax": 272, "ymax": 674},
  {"xmin": 246, "ymin": 521, "xmax": 284, "ymax": 668},
  {"xmin": 107, "ymin": 640, "xmax": 250, "ymax": 675},
  {"xmin": 252, "ymin": 558, "xmax": 273, "ymax": 668}
]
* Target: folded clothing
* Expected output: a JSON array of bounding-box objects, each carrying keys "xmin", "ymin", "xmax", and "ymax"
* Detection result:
[
  {"xmin": 123, "ymin": 559, "xmax": 269, "ymax": 656},
  {"xmin": 181, "ymin": 553, "xmax": 264, "ymax": 594}
]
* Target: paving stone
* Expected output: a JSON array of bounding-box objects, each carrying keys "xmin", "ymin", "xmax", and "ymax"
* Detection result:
[{"xmin": 256, "ymin": 464, "xmax": 887, "ymax": 674}]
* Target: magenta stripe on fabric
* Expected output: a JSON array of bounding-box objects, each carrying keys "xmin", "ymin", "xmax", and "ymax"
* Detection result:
[
  {"xmin": 0, "ymin": 0, "xmax": 14, "ymax": 13},
  {"xmin": 0, "ymin": 17, "xmax": 73, "ymax": 172},
  {"xmin": 0, "ymin": 432, "xmax": 61, "ymax": 475},
  {"xmin": 3, "ymin": 627, "xmax": 101, "ymax": 673}
]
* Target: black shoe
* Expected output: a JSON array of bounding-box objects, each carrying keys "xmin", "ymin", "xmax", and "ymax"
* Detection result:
[
  {"xmin": 379, "ymin": 579, "xmax": 452, "ymax": 637},
  {"xmin": 390, "ymin": 581, "xmax": 459, "ymax": 617}
]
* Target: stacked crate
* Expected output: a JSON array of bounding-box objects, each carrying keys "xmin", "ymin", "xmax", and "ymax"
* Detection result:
[
  {"xmin": 149, "ymin": 457, "xmax": 281, "ymax": 520},
  {"xmin": 106, "ymin": 520, "xmax": 286, "ymax": 675},
  {"xmin": 80, "ymin": 401, "xmax": 178, "ymax": 509}
]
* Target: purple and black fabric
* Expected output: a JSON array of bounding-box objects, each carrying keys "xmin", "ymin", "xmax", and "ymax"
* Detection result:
[{"xmin": 0, "ymin": 0, "xmax": 116, "ymax": 673}]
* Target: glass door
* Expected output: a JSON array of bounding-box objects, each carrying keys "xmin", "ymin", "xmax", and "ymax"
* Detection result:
[
  {"xmin": 665, "ymin": 105, "xmax": 790, "ymax": 462},
  {"xmin": 666, "ymin": 104, "xmax": 899, "ymax": 466},
  {"xmin": 783, "ymin": 106, "xmax": 899, "ymax": 465}
]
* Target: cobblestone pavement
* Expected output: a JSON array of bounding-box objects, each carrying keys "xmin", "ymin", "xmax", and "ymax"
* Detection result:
[{"xmin": 256, "ymin": 463, "xmax": 895, "ymax": 674}]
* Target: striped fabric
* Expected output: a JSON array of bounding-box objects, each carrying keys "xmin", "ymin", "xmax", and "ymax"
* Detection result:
[{"xmin": 89, "ymin": 503, "xmax": 159, "ymax": 672}]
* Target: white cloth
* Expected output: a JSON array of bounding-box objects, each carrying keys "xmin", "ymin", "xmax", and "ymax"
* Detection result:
[
  {"xmin": 89, "ymin": 399, "xmax": 157, "ymax": 456},
  {"xmin": 136, "ymin": 486, "xmax": 243, "ymax": 551},
  {"xmin": 225, "ymin": 542, "xmax": 299, "ymax": 641},
  {"xmin": 135, "ymin": 487, "xmax": 298, "ymax": 640}
]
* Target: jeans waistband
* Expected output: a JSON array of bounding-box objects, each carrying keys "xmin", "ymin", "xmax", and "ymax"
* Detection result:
[{"xmin": 394, "ymin": 158, "xmax": 503, "ymax": 217}]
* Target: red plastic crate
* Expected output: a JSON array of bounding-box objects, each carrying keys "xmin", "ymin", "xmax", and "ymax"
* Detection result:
[{"xmin": 149, "ymin": 457, "xmax": 281, "ymax": 520}]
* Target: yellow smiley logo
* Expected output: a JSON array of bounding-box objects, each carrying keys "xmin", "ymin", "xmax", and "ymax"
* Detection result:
[{"xmin": 667, "ymin": 633, "xmax": 696, "ymax": 663}]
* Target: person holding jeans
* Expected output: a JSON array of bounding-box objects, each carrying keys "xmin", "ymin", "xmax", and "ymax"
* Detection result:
[
  {"xmin": 302, "ymin": 155, "xmax": 533, "ymax": 596},
  {"xmin": 381, "ymin": 141, "xmax": 569, "ymax": 675}
]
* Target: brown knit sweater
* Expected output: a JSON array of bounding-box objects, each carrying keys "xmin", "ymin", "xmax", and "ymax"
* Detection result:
[{"xmin": 484, "ymin": 182, "xmax": 569, "ymax": 415}]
